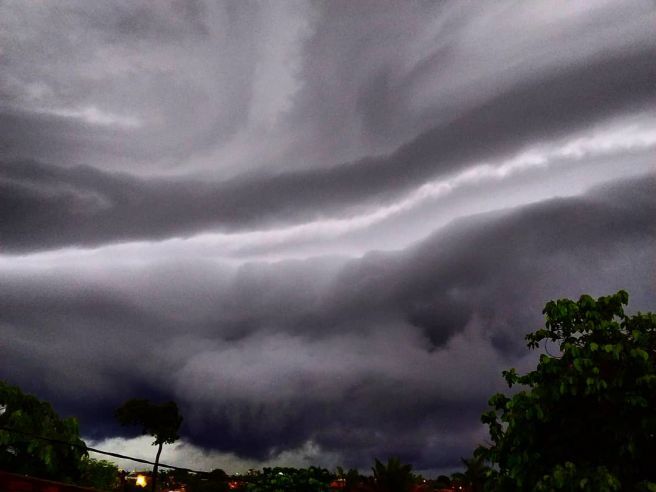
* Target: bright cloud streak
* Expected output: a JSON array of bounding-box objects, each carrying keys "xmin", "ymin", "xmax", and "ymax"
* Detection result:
[
  {"xmin": 2, "ymin": 114, "xmax": 654, "ymax": 268},
  {"xmin": 86, "ymin": 435, "xmax": 340, "ymax": 473},
  {"xmin": 36, "ymin": 105, "xmax": 142, "ymax": 128}
]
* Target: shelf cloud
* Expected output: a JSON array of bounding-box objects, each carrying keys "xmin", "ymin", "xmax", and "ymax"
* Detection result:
[{"xmin": 1, "ymin": 0, "xmax": 654, "ymax": 475}]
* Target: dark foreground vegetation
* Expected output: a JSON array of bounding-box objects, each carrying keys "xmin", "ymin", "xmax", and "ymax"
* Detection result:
[{"xmin": 1, "ymin": 290, "xmax": 655, "ymax": 491}]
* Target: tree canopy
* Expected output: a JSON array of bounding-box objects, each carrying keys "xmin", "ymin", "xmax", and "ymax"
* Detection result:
[
  {"xmin": 0, "ymin": 380, "xmax": 87, "ymax": 482},
  {"xmin": 478, "ymin": 290, "xmax": 656, "ymax": 491},
  {"xmin": 115, "ymin": 398, "xmax": 183, "ymax": 492},
  {"xmin": 80, "ymin": 456, "xmax": 120, "ymax": 491},
  {"xmin": 115, "ymin": 399, "xmax": 182, "ymax": 446}
]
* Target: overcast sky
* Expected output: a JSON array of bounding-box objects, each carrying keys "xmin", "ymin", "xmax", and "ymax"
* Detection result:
[{"xmin": 1, "ymin": 0, "xmax": 655, "ymax": 476}]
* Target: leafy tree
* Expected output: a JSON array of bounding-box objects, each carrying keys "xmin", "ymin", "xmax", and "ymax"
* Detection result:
[
  {"xmin": 80, "ymin": 456, "xmax": 119, "ymax": 491},
  {"xmin": 478, "ymin": 290, "xmax": 656, "ymax": 491},
  {"xmin": 371, "ymin": 457, "xmax": 414, "ymax": 492},
  {"xmin": 0, "ymin": 380, "xmax": 87, "ymax": 482},
  {"xmin": 115, "ymin": 399, "xmax": 182, "ymax": 492}
]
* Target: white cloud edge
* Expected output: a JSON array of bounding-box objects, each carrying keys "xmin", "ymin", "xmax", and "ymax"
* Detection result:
[
  {"xmin": 85, "ymin": 434, "xmax": 341, "ymax": 474},
  {"xmin": 1, "ymin": 111, "xmax": 654, "ymax": 268}
]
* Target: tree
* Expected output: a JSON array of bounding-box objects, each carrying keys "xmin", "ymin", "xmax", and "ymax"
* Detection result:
[
  {"xmin": 478, "ymin": 290, "xmax": 656, "ymax": 491},
  {"xmin": 244, "ymin": 466, "xmax": 333, "ymax": 492},
  {"xmin": 336, "ymin": 467, "xmax": 364, "ymax": 492},
  {"xmin": 459, "ymin": 456, "xmax": 490, "ymax": 492},
  {"xmin": 0, "ymin": 380, "xmax": 87, "ymax": 482},
  {"xmin": 176, "ymin": 469, "xmax": 229, "ymax": 492},
  {"xmin": 80, "ymin": 456, "xmax": 119, "ymax": 491},
  {"xmin": 115, "ymin": 399, "xmax": 183, "ymax": 492},
  {"xmin": 433, "ymin": 475, "xmax": 451, "ymax": 489},
  {"xmin": 371, "ymin": 457, "xmax": 414, "ymax": 492}
]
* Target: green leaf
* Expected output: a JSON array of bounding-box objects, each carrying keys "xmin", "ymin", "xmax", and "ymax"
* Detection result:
[{"xmin": 480, "ymin": 290, "xmax": 656, "ymax": 491}]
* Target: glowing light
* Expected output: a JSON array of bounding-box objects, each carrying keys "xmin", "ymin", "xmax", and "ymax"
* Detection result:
[{"xmin": 136, "ymin": 475, "xmax": 148, "ymax": 487}]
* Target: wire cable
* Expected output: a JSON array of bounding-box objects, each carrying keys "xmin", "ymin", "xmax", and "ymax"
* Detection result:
[{"xmin": 0, "ymin": 425, "xmax": 211, "ymax": 475}]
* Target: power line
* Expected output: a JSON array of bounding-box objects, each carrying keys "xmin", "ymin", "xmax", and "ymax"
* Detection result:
[{"xmin": 0, "ymin": 425, "xmax": 211, "ymax": 475}]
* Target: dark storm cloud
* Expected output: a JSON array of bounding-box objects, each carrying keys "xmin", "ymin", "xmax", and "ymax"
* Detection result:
[
  {"xmin": 2, "ymin": 43, "xmax": 656, "ymax": 252},
  {"xmin": 2, "ymin": 1, "xmax": 655, "ymax": 181},
  {"xmin": 2, "ymin": 176, "xmax": 654, "ymax": 469},
  {"xmin": 0, "ymin": 1, "xmax": 274, "ymax": 170},
  {"xmin": 272, "ymin": 0, "xmax": 656, "ymax": 171},
  {"xmin": 1, "ymin": 0, "xmax": 655, "ymax": 475}
]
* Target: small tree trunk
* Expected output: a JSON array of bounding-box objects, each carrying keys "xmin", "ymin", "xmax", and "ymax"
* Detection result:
[{"xmin": 152, "ymin": 441, "xmax": 163, "ymax": 492}]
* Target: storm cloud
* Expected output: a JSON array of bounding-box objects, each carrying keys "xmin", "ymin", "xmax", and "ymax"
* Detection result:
[
  {"xmin": 1, "ymin": 0, "xmax": 655, "ymax": 476},
  {"xmin": 2, "ymin": 44, "xmax": 656, "ymax": 252}
]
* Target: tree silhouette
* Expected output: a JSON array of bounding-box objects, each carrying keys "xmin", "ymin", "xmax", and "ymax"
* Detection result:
[
  {"xmin": 115, "ymin": 399, "xmax": 182, "ymax": 492},
  {"xmin": 460, "ymin": 456, "xmax": 489, "ymax": 492},
  {"xmin": 336, "ymin": 466, "xmax": 364, "ymax": 492},
  {"xmin": 372, "ymin": 457, "xmax": 414, "ymax": 492}
]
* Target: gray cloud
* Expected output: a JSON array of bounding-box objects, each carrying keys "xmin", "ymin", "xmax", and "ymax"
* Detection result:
[
  {"xmin": 1, "ymin": 0, "xmax": 655, "ymax": 475},
  {"xmin": 1, "ymin": 1, "xmax": 654, "ymax": 175},
  {"xmin": 2, "ymin": 42, "xmax": 656, "ymax": 253},
  {"xmin": 2, "ymin": 176, "xmax": 654, "ymax": 471},
  {"xmin": 0, "ymin": 1, "xmax": 310, "ymax": 172}
]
